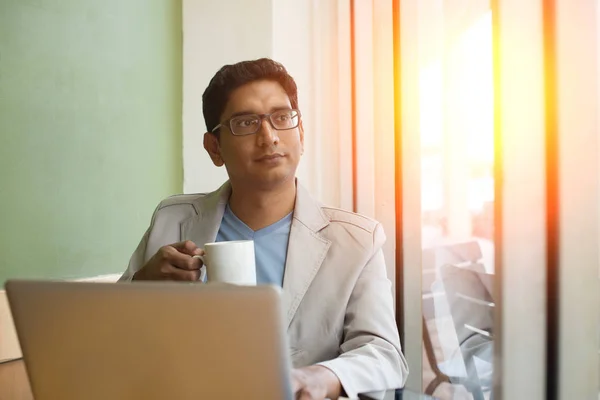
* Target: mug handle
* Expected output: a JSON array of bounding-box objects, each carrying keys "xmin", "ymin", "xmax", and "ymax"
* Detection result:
[{"xmin": 192, "ymin": 254, "xmax": 207, "ymax": 282}]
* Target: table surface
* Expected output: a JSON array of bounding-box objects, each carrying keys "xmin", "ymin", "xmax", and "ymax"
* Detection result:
[
  {"xmin": 0, "ymin": 359, "xmax": 33, "ymax": 400},
  {"xmin": 0, "ymin": 358, "xmax": 436, "ymax": 400}
]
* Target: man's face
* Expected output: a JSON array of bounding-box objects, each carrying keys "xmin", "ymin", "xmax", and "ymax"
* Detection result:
[{"xmin": 204, "ymin": 80, "xmax": 304, "ymax": 190}]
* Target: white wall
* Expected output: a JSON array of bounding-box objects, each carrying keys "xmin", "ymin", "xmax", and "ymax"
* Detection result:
[
  {"xmin": 182, "ymin": 0, "xmax": 351, "ymax": 208},
  {"xmin": 182, "ymin": 0, "xmax": 274, "ymax": 194},
  {"xmin": 0, "ymin": 291, "xmax": 20, "ymax": 362}
]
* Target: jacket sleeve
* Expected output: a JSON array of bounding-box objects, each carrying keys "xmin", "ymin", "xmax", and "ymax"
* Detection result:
[
  {"xmin": 317, "ymin": 223, "xmax": 409, "ymax": 398},
  {"xmin": 118, "ymin": 204, "xmax": 160, "ymax": 282}
]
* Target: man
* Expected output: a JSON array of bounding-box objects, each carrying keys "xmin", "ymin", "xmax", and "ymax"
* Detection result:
[{"xmin": 119, "ymin": 58, "xmax": 408, "ymax": 399}]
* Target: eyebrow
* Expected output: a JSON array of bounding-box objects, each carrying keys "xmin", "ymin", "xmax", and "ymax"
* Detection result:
[{"xmin": 228, "ymin": 106, "xmax": 292, "ymax": 119}]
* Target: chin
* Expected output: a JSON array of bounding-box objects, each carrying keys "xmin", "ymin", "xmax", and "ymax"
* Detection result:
[{"xmin": 246, "ymin": 170, "xmax": 296, "ymax": 190}]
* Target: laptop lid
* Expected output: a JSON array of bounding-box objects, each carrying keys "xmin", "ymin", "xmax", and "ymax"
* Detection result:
[{"xmin": 6, "ymin": 280, "xmax": 293, "ymax": 400}]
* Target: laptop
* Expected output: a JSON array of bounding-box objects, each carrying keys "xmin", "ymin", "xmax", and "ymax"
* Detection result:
[{"xmin": 6, "ymin": 280, "xmax": 293, "ymax": 400}]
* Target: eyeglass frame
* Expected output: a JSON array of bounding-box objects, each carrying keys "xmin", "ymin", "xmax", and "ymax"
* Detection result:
[{"xmin": 210, "ymin": 108, "xmax": 302, "ymax": 136}]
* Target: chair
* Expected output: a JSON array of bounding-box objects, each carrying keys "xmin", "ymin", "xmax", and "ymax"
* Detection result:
[
  {"xmin": 422, "ymin": 316, "xmax": 452, "ymax": 394},
  {"xmin": 421, "ymin": 241, "xmax": 487, "ymax": 396},
  {"xmin": 440, "ymin": 263, "xmax": 494, "ymax": 400},
  {"xmin": 422, "ymin": 246, "xmax": 452, "ymax": 393},
  {"xmin": 434, "ymin": 240, "xmax": 483, "ymax": 268}
]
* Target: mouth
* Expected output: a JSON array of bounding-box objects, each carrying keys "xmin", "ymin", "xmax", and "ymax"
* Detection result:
[{"xmin": 256, "ymin": 153, "xmax": 285, "ymax": 162}]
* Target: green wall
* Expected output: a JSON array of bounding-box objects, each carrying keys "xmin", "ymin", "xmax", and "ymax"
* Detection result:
[{"xmin": 0, "ymin": 0, "xmax": 182, "ymax": 282}]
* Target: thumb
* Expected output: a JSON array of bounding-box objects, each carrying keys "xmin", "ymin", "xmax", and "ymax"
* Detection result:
[{"xmin": 171, "ymin": 240, "xmax": 201, "ymax": 256}]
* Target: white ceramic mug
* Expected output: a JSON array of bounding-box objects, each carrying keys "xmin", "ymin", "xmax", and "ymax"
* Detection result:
[{"xmin": 193, "ymin": 240, "xmax": 256, "ymax": 285}]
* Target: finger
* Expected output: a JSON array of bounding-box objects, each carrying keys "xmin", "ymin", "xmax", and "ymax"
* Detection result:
[
  {"xmin": 191, "ymin": 250, "xmax": 205, "ymax": 265},
  {"xmin": 170, "ymin": 240, "xmax": 203, "ymax": 256},
  {"xmin": 170, "ymin": 267, "xmax": 200, "ymax": 281},
  {"xmin": 297, "ymin": 389, "xmax": 313, "ymax": 400},
  {"xmin": 160, "ymin": 247, "xmax": 201, "ymax": 271},
  {"xmin": 291, "ymin": 373, "xmax": 303, "ymax": 395}
]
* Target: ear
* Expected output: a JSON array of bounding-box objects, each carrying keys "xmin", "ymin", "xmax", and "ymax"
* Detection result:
[
  {"xmin": 203, "ymin": 132, "xmax": 224, "ymax": 167},
  {"xmin": 299, "ymin": 120, "xmax": 305, "ymax": 155}
]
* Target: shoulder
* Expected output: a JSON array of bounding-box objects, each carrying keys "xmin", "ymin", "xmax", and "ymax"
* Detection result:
[
  {"xmin": 150, "ymin": 193, "xmax": 209, "ymax": 224},
  {"xmin": 156, "ymin": 193, "xmax": 205, "ymax": 214},
  {"xmin": 320, "ymin": 206, "xmax": 380, "ymax": 234}
]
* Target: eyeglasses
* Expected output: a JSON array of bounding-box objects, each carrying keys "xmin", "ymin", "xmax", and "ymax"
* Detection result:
[{"xmin": 211, "ymin": 109, "xmax": 301, "ymax": 136}]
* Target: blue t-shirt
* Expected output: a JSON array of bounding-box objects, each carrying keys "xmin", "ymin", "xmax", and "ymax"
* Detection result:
[{"xmin": 215, "ymin": 204, "xmax": 292, "ymax": 286}]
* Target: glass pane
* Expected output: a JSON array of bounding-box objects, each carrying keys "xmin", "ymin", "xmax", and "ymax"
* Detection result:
[{"xmin": 417, "ymin": 1, "xmax": 495, "ymax": 399}]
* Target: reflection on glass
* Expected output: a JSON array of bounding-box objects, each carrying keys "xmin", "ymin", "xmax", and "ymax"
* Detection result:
[{"xmin": 419, "ymin": 5, "xmax": 495, "ymax": 400}]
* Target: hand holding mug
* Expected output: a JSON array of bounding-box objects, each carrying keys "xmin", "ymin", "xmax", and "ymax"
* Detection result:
[{"xmin": 133, "ymin": 240, "xmax": 204, "ymax": 281}]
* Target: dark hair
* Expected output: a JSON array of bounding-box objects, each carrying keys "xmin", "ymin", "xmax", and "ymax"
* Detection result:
[{"xmin": 202, "ymin": 58, "xmax": 299, "ymax": 136}]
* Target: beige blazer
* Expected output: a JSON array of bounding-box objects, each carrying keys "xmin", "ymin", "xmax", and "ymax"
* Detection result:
[{"xmin": 119, "ymin": 181, "xmax": 408, "ymax": 398}]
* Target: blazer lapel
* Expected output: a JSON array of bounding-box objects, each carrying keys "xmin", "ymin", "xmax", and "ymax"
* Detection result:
[
  {"xmin": 282, "ymin": 183, "xmax": 331, "ymax": 329},
  {"xmin": 181, "ymin": 182, "xmax": 231, "ymax": 246}
]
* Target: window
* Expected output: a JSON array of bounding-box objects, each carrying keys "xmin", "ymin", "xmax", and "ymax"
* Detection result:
[{"xmin": 417, "ymin": 4, "xmax": 495, "ymax": 399}]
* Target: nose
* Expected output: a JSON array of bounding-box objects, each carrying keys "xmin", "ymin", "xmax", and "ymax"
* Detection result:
[{"xmin": 256, "ymin": 118, "xmax": 279, "ymax": 146}]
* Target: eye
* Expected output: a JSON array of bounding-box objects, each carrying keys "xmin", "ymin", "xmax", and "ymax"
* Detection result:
[
  {"xmin": 233, "ymin": 117, "xmax": 259, "ymax": 128},
  {"xmin": 274, "ymin": 111, "xmax": 293, "ymax": 122}
]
